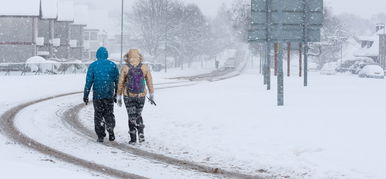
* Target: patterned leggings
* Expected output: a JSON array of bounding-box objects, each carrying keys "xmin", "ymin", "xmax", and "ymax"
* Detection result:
[{"xmin": 124, "ymin": 96, "xmax": 145, "ymax": 141}]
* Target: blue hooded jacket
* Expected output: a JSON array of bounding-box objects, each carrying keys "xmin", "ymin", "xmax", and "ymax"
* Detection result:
[{"xmin": 84, "ymin": 47, "xmax": 119, "ymax": 99}]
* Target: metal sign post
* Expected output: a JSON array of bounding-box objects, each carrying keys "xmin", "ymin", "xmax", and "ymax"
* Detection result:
[
  {"xmin": 249, "ymin": 0, "xmax": 323, "ymax": 106},
  {"xmin": 287, "ymin": 42, "xmax": 291, "ymax": 77},
  {"xmin": 299, "ymin": 43, "xmax": 302, "ymax": 77},
  {"xmin": 303, "ymin": 0, "xmax": 309, "ymax": 86},
  {"xmin": 263, "ymin": 42, "xmax": 267, "ymax": 85},
  {"xmin": 266, "ymin": 42, "xmax": 271, "ymax": 90},
  {"xmin": 277, "ymin": 42, "xmax": 284, "ymax": 105},
  {"xmin": 265, "ymin": 0, "xmax": 272, "ymax": 90},
  {"xmin": 277, "ymin": 3, "xmax": 284, "ymax": 106}
]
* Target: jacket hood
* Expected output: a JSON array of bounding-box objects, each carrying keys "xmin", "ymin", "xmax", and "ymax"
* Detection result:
[
  {"xmin": 96, "ymin": 47, "xmax": 109, "ymax": 60},
  {"xmin": 124, "ymin": 49, "xmax": 143, "ymax": 66}
]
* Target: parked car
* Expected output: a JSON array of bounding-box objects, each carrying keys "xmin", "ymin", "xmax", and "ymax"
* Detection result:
[
  {"xmin": 222, "ymin": 57, "xmax": 237, "ymax": 70},
  {"xmin": 349, "ymin": 61, "xmax": 367, "ymax": 74},
  {"xmin": 149, "ymin": 63, "xmax": 163, "ymax": 72},
  {"xmin": 350, "ymin": 61, "xmax": 379, "ymax": 74},
  {"xmin": 358, "ymin": 65, "xmax": 384, "ymax": 79},
  {"xmin": 26, "ymin": 56, "xmax": 60, "ymax": 74},
  {"xmin": 336, "ymin": 57, "xmax": 374, "ymax": 73},
  {"xmin": 308, "ymin": 62, "xmax": 319, "ymax": 72},
  {"xmin": 320, "ymin": 62, "xmax": 338, "ymax": 75},
  {"xmin": 142, "ymin": 61, "xmax": 163, "ymax": 72}
]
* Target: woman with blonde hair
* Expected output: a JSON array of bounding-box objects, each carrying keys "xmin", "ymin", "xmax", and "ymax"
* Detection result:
[{"xmin": 116, "ymin": 49, "xmax": 155, "ymax": 144}]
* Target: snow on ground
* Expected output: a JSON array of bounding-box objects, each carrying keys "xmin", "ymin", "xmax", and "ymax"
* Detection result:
[
  {"xmin": 0, "ymin": 66, "xmax": 211, "ymax": 179},
  {"xmin": 80, "ymin": 69, "xmax": 386, "ymax": 179},
  {"xmin": 1, "ymin": 62, "xmax": 385, "ymax": 178},
  {"xmin": 0, "ymin": 160, "xmax": 105, "ymax": 179},
  {"xmin": 0, "ymin": 74, "xmax": 108, "ymax": 179},
  {"xmin": 14, "ymin": 94, "xmax": 215, "ymax": 179}
]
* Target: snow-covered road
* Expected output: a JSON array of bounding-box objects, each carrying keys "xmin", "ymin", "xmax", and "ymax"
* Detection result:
[
  {"xmin": 81, "ymin": 70, "xmax": 386, "ymax": 179},
  {"xmin": 0, "ymin": 64, "xmax": 254, "ymax": 179},
  {"xmin": 1, "ymin": 67, "xmax": 385, "ymax": 179},
  {"xmin": 13, "ymin": 93, "xmax": 220, "ymax": 178}
]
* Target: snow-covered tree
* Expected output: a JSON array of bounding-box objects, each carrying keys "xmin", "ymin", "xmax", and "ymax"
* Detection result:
[
  {"xmin": 207, "ymin": 4, "xmax": 234, "ymax": 57},
  {"xmin": 131, "ymin": 0, "xmax": 210, "ymax": 69},
  {"xmin": 132, "ymin": 0, "xmax": 169, "ymax": 59},
  {"xmin": 315, "ymin": 6, "xmax": 350, "ymax": 67},
  {"xmin": 230, "ymin": 0, "xmax": 251, "ymax": 42}
]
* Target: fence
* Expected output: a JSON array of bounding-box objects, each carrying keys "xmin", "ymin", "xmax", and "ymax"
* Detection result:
[{"xmin": 0, "ymin": 62, "xmax": 90, "ymax": 76}]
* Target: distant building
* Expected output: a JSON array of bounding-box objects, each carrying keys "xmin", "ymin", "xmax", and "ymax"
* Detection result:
[
  {"xmin": 0, "ymin": 0, "xmax": 86, "ymax": 63},
  {"xmin": 0, "ymin": 0, "xmax": 40, "ymax": 63},
  {"xmin": 354, "ymin": 24, "xmax": 386, "ymax": 68},
  {"xmin": 70, "ymin": 5, "xmax": 88, "ymax": 61},
  {"xmin": 37, "ymin": 0, "xmax": 58, "ymax": 59},
  {"xmin": 378, "ymin": 24, "xmax": 386, "ymax": 70},
  {"xmin": 84, "ymin": 29, "xmax": 104, "ymax": 60},
  {"xmin": 54, "ymin": 0, "xmax": 74, "ymax": 60},
  {"xmin": 355, "ymin": 35, "xmax": 378, "ymax": 62}
]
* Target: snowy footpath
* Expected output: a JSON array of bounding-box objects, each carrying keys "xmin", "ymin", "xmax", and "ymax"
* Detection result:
[
  {"xmin": 1, "ymin": 67, "xmax": 385, "ymax": 178},
  {"xmin": 0, "ymin": 67, "xmax": 213, "ymax": 179}
]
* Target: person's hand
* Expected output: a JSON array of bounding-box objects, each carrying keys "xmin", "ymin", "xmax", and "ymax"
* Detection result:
[
  {"xmin": 117, "ymin": 95, "xmax": 122, "ymax": 107},
  {"xmin": 83, "ymin": 97, "xmax": 89, "ymax": 105},
  {"xmin": 149, "ymin": 93, "xmax": 154, "ymax": 102},
  {"xmin": 148, "ymin": 93, "xmax": 156, "ymax": 106},
  {"xmin": 114, "ymin": 94, "xmax": 117, "ymax": 103}
]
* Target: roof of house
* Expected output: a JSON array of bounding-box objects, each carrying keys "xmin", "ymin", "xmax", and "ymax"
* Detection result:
[
  {"xmin": 354, "ymin": 37, "xmax": 379, "ymax": 57},
  {"xmin": 57, "ymin": 0, "xmax": 74, "ymax": 22},
  {"xmin": 73, "ymin": 5, "xmax": 88, "ymax": 25},
  {"xmin": 1, "ymin": 0, "xmax": 74, "ymax": 22},
  {"xmin": 357, "ymin": 35, "xmax": 377, "ymax": 42},
  {"xmin": 41, "ymin": 0, "xmax": 58, "ymax": 19},
  {"xmin": 0, "ymin": 0, "xmax": 40, "ymax": 17}
]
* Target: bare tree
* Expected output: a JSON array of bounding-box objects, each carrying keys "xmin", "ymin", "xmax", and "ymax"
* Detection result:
[
  {"xmin": 133, "ymin": 0, "xmax": 169, "ymax": 58},
  {"xmin": 230, "ymin": 0, "xmax": 251, "ymax": 42},
  {"xmin": 131, "ymin": 0, "xmax": 211, "ymax": 69}
]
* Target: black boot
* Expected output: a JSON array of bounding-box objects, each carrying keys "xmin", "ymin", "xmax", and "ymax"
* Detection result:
[
  {"xmin": 138, "ymin": 133, "xmax": 145, "ymax": 143},
  {"xmin": 138, "ymin": 124, "xmax": 145, "ymax": 143},
  {"xmin": 109, "ymin": 131, "xmax": 115, "ymax": 141},
  {"xmin": 129, "ymin": 132, "xmax": 136, "ymax": 144},
  {"xmin": 97, "ymin": 133, "xmax": 106, "ymax": 143},
  {"xmin": 97, "ymin": 136, "xmax": 104, "ymax": 143}
]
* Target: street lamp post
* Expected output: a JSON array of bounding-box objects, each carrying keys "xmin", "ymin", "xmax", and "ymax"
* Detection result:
[
  {"xmin": 120, "ymin": 0, "xmax": 124, "ymax": 69},
  {"xmin": 164, "ymin": 1, "xmax": 168, "ymax": 73}
]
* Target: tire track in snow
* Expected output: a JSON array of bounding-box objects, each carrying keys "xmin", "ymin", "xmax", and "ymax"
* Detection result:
[
  {"xmin": 59, "ymin": 64, "xmax": 268, "ymax": 179},
  {"xmin": 0, "ymin": 93, "xmax": 146, "ymax": 179},
  {"xmin": 0, "ymin": 59, "xmax": 265, "ymax": 179},
  {"xmin": 63, "ymin": 100, "xmax": 264, "ymax": 179}
]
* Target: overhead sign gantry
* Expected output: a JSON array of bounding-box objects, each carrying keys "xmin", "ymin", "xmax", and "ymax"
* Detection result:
[{"xmin": 248, "ymin": 0, "xmax": 323, "ymax": 106}]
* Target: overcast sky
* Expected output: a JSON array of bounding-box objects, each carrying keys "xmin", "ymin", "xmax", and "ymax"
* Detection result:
[
  {"xmin": 325, "ymin": 0, "xmax": 386, "ymax": 18},
  {"xmin": 71, "ymin": 0, "xmax": 386, "ymax": 35},
  {"xmin": 73, "ymin": 0, "xmax": 386, "ymax": 18},
  {"xmin": 73, "ymin": 0, "xmax": 233, "ymax": 17}
]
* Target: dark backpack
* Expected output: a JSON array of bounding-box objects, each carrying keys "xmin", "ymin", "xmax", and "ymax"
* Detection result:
[{"xmin": 126, "ymin": 63, "xmax": 145, "ymax": 94}]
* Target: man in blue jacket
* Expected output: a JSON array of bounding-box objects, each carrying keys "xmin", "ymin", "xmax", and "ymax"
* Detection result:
[{"xmin": 84, "ymin": 47, "xmax": 119, "ymax": 143}]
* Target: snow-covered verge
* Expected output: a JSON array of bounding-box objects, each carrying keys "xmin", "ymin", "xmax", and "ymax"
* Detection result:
[
  {"xmin": 78, "ymin": 70, "xmax": 386, "ymax": 179},
  {"xmin": 0, "ymin": 160, "xmax": 103, "ymax": 179},
  {"xmin": 0, "ymin": 74, "xmax": 103, "ymax": 179},
  {"xmin": 0, "ymin": 67, "xmax": 211, "ymax": 179},
  {"xmin": 2, "ymin": 63, "xmax": 385, "ymax": 178},
  {"xmin": 13, "ymin": 94, "xmax": 214, "ymax": 179}
]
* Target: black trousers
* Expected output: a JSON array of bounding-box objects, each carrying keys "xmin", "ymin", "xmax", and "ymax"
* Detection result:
[
  {"xmin": 93, "ymin": 99, "xmax": 115, "ymax": 138},
  {"xmin": 124, "ymin": 96, "xmax": 145, "ymax": 141}
]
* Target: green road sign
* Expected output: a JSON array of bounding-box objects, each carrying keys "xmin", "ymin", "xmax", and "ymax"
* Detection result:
[{"xmin": 248, "ymin": 0, "xmax": 323, "ymax": 42}]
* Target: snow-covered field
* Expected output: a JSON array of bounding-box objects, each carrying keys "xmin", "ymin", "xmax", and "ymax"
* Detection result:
[
  {"xmin": 0, "ymin": 66, "xmax": 215, "ymax": 179},
  {"xmin": 1, "ymin": 64, "xmax": 385, "ymax": 178}
]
